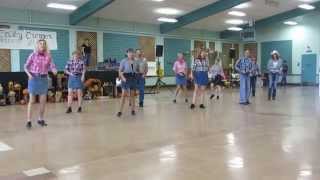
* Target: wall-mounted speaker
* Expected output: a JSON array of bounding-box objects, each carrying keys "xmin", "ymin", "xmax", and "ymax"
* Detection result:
[
  {"xmin": 229, "ymin": 48, "xmax": 236, "ymax": 59},
  {"xmin": 156, "ymin": 45, "xmax": 163, "ymax": 57}
]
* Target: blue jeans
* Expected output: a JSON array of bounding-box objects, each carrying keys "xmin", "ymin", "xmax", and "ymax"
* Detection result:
[
  {"xmin": 239, "ymin": 74, "xmax": 250, "ymax": 103},
  {"xmin": 137, "ymin": 75, "xmax": 145, "ymax": 104},
  {"xmin": 268, "ymin": 73, "xmax": 279, "ymax": 98},
  {"xmin": 84, "ymin": 54, "xmax": 91, "ymax": 66}
]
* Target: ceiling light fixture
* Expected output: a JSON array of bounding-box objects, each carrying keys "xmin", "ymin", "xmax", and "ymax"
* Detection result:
[
  {"xmin": 284, "ymin": 21, "xmax": 298, "ymax": 26},
  {"xmin": 228, "ymin": 11, "xmax": 246, "ymax": 17},
  {"xmin": 152, "ymin": 0, "xmax": 165, "ymax": 2},
  {"xmin": 157, "ymin": 17, "xmax": 178, "ymax": 23},
  {"xmin": 298, "ymin": 4, "xmax": 316, "ymax": 10},
  {"xmin": 225, "ymin": 19, "xmax": 245, "ymax": 25},
  {"xmin": 228, "ymin": 27, "xmax": 243, "ymax": 31},
  {"xmin": 233, "ymin": 2, "xmax": 251, "ymax": 9},
  {"xmin": 47, "ymin": 3, "xmax": 77, "ymax": 10},
  {"xmin": 155, "ymin": 8, "xmax": 182, "ymax": 15}
]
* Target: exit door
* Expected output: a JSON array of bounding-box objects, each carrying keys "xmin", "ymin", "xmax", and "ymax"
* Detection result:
[{"xmin": 301, "ymin": 54, "xmax": 317, "ymax": 85}]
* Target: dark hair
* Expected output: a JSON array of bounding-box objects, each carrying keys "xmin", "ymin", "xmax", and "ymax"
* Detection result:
[
  {"xmin": 272, "ymin": 53, "xmax": 279, "ymax": 60},
  {"xmin": 85, "ymin": 38, "xmax": 89, "ymax": 41},
  {"xmin": 127, "ymin": 48, "xmax": 134, "ymax": 53}
]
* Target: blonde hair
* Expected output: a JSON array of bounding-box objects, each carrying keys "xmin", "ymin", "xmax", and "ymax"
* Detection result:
[
  {"xmin": 72, "ymin": 50, "xmax": 81, "ymax": 56},
  {"xmin": 36, "ymin": 39, "xmax": 49, "ymax": 53}
]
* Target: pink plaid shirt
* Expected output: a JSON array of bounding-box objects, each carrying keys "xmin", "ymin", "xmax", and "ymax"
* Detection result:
[
  {"xmin": 173, "ymin": 59, "xmax": 187, "ymax": 74},
  {"xmin": 25, "ymin": 51, "xmax": 57, "ymax": 75}
]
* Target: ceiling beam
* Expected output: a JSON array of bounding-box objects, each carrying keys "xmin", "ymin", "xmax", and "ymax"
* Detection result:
[
  {"xmin": 69, "ymin": 0, "xmax": 114, "ymax": 25},
  {"xmin": 220, "ymin": 1, "xmax": 320, "ymax": 39},
  {"xmin": 160, "ymin": 0, "xmax": 250, "ymax": 34}
]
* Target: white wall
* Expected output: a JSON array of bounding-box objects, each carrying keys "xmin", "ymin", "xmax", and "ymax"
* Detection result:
[{"xmin": 256, "ymin": 12, "xmax": 320, "ymax": 84}]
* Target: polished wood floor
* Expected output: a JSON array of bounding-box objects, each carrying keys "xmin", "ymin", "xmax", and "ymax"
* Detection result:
[{"xmin": 0, "ymin": 86, "xmax": 319, "ymax": 179}]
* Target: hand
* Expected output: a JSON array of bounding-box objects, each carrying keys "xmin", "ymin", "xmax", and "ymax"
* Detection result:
[
  {"xmin": 189, "ymin": 75, "xmax": 193, "ymax": 80},
  {"xmin": 28, "ymin": 75, "xmax": 33, "ymax": 80},
  {"xmin": 81, "ymin": 76, "xmax": 85, "ymax": 82},
  {"xmin": 52, "ymin": 70, "xmax": 58, "ymax": 76},
  {"xmin": 122, "ymin": 78, "xmax": 127, "ymax": 82}
]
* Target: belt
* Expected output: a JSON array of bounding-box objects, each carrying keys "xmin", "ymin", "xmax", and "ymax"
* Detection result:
[
  {"xmin": 31, "ymin": 73, "xmax": 48, "ymax": 78},
  {"xmin": 123, "ymin": 73, "xmax": 136, "ymax": 77}
]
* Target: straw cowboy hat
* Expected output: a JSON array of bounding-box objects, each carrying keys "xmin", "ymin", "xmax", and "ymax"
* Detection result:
[{"xmin": 271, "ymin": 50, "xmax": 280, "ymax": 56}]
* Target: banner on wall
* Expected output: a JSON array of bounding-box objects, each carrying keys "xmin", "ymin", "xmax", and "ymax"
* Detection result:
[{"xmin": 0, "ymin": 30, "xmax": 57, "ymax": 50}]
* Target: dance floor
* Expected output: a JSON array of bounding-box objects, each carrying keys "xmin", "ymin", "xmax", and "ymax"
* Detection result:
[{"xmin": 0, "ymin": 86, "xmax": 319, "ymax": 180}]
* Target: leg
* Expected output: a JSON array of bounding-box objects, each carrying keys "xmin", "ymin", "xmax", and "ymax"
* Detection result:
[
  {"xmin": 200, "ymin": 85, "xmax": 206, "ymax": 107},
  {"xmin": 77, "ymin": 89, "xmax": 83, "ymax": 111},
  {"xmin": 245, "ymin": 76, "xmax": 251, "ymax": 103},
  {"xmin": 118, "ymin": 90, "xmax": 128, "ymax": 116},
  {"xmin": 27, "ymin": 94, "xmax": 36, "ymax": 122},
  {"xmin": 174, "ymin": 85, "xmax": 181, "ymax": 102},
  {"xmin": 216, "ymin": 85, "xmax": 221, "ymax": 99},
  {"xmin": 191, "ymin": 84, "xmax": 198, "ymax": 108},
  {"xmin": 139, "ymin": 78, "xmax": 145, "ymax": 106},
  {"xmin": 39, "ymin": 94, "xmax": 47, "ymax": 121},
  {"xmin": 239, "ymin": 74, "xmax": 246, "ymax": 103},
  {"xmin": 130, "ymin": 89, "xmax": 136, "ymax": 114},
  {"xmin": 268, "ymin": 74, "xmax": 273, "ymax": 100},
  {"xmin": 66, "ymin": 89, "xmax": 73, "ymax": 113},
  {"xmin": 183, "ymin": 85, "xmax": 188, "ymax": 102}
]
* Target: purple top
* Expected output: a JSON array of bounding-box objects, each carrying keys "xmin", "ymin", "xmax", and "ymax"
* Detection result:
[
  {"xmin": 25, "ymin": 51, "xmax": 56, "ymax": 75},
  {"xmin": 65, "ymin": 59, "xmax": 85, "ymax": 75}
]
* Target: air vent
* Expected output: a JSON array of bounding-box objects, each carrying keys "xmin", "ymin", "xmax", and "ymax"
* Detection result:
[{"xmin": 265, "ymin": 0, "xmax": 279, "ymax": 7}]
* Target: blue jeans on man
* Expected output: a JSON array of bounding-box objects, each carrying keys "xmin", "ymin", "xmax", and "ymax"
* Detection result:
[
  {"xmin": 239, "ymin": 73, "xmax": 251, "ymax": 104},
  {"xmin": 137, "ymin": 74, "xmax": 145, "ymax": 107}
]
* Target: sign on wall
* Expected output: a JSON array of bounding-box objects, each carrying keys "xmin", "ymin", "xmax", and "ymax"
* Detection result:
[{"xmin": 0, "ymin": 30, "xmax": 57, "ymax": 50}]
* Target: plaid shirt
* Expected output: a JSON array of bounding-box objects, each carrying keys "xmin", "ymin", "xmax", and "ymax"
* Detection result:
[
  {"xmin": 65, "ymin": 59, "xmax": 85, "ymax": 75},
  {"xmin": 25, "ymin": 51, "xmax": 56, "ymax": 75},
  {"xmin": 235, "ymin": 57, "xmax": 252, "ymax": 74},
  {"xmin": 192, "ymin": 58, "xmax": 209, "ymax": 72},
  {"xmin": 250, "ymin": 63, "xmax": 260, "ymax": 76}
]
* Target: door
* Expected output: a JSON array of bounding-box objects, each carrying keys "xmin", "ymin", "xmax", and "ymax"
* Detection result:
[
  {"xmin": 0, "ymin": 49, "xmax": 11, "ymax": 72},
  {"xmin": 301, "ymin": 54, "xmax": 317, "ymax": 85},
  {"xmin": 77, "ymin": 31, "xmax": 97, "ymax": 69}
]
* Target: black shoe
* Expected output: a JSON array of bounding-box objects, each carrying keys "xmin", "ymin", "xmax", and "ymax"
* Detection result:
[
  {"xmin": 199, "ymin": 104, "xmax": 206, "ymax": 109},
  {"xmin": 185, "ymin": 99, "xmax": 188, "ymax": 103},
  {"xmin": 210, "ymin": 94, "xmax": 215, "ymax": 99},
  {"xmin": 77, "ymin": 107, "xmax": 82, "ymax": 113},
  {"xmin": 239, "ymin": 102, "xmax": 247, "ymax": 105},
  {"xmin": 272, "ymin": 96, "xmax": 276, "ymax": 100},
  {"xmin": 131, "ymin": 110, "xmax": 136, "ymax": 116},
  {"xmin": 117, "ymin": 112, "xmax": 122, "ymax": 117},
  {"xmin": 173, "ymin": 99, "xmax": 177, "ymax": 103},
  {"xmin": 37, "ymin": 120, "xmax": 48, "ymax": 127},
  {"xmin": 246, "ymin": 101, "xmax": 250, "ymax": 104},
  {"xmin": 139, "ymin": 102, "xmax": 143, "ymax": 107},
  {"xmin": 66, "ymin": 107, "xmax": 72, "ymax": 114},
  {"xmin": 217, "ymin": 96, "xmax": 220, "ymax": 100},
  {"xmin": 26, "ymin": 121, "xmax": 32, "ymax": 129},
  {"xmin": 190, "ymin": 104, "xmax": 195, "ymax": 109},
  {"xmin": 268, "ymin": 96, "xmax": 271, "ymax": 101}
]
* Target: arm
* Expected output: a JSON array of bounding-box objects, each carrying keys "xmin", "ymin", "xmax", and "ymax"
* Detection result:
[
  {"xmin": 24, "ymin": 54, "xmax": 34, "ymax": 79},
  {"xmin": 81, "ymin": 65, "xmax": 86, "ymax": 82},
  {"xmin": 48, "ymin": 56, "xmax": 57, "ymax": 75},
  {"xmin": 235, "ymin": 59, "xmax": 241, "ymax": 73},
  {"xmin": 119, "ymin": 61, "xmax": 126, "ymax": 82},
  {"xmin": 144, "ymin": 61, "xmax": 148, "ymax": 77},
  {"xmin": 64, "ymin": 62, "xmax": 73, "ymax": 76}
]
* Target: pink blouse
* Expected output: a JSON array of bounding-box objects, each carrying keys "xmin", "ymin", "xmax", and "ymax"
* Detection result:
[
  {"xmin": 173, "ymin": 60, "xmax": 187, "ymax": 74},
  {"xmin": 25, "ymin": 51, "xmax": 57, "ymax": 75}
]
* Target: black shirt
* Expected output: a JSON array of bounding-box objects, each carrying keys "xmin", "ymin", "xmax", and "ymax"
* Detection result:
[{"xmin": 82, "ymin": 44, "xmax": 91, "ymax": 54}]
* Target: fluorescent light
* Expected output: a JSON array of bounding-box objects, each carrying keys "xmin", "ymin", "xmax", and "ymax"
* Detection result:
[
  {"xmin": 299, "ymin": 0, "xmax": 314, "ymax": 2},
  {"xmin": 157, "ymin": 17, "xmax": 178, "ymax": 23},
  {"xmin": 47, "ymin": 3, "xmax": 77, "ymax": 10},
  {"xmin": 152, "ymin": 0, "xmax": 165, "ymax": 1},
  {"xmin": 284, "ymin": 21, "xmax": 298, "ymax": 26},
  {"xmin": 298, "ymin": 4, "xmax": 315, "ymax": 10},
  {"xmin": 225, "ymin": 19, "xmax": 245, "ymax": 25},
  {"xmin": 228, "ymin": 27, "xmax": 243, "ymax": 31},
  {"xmin": 233, "ymin": 2, "xmax": 251, "ymax": 9},
  {"xmin": 155, "ymin": 8, "xmax": 182, "ymax": 15},
  {"xmin": 228, "ymin": 11, "xmax": 246, "ymax": 17}
]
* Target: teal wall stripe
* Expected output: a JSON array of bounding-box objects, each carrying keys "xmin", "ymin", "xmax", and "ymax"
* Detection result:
[
  {"xmin": 261, "ymin": 40, "xmax": 292, "ymax": 74},
  {"xmin": 160, "ymin": 0, "xmax": 249, "ymax": 34},
  {"xmin": 19, "ymin": 27, "xmax": 70, "ymax": 71},
  {"xmin": 70, "ymin": 0, "xmax": 115, "ymax": 25},
  {"xmin": 103, "ymin": 33, "xmax": 139, "ymax": 61},
  {"xmin": 164, "ymin": 38, "xmax": 191, "ymax": 76}
]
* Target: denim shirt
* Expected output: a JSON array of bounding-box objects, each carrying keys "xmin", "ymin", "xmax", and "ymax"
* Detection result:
[{"xmin": 235, "ymin": 57, "xmax": 253, "ymax": 75}]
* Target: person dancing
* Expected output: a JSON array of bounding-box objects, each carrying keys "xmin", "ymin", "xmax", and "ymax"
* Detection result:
[
  {"xmin": 65, "ymin": 50, "xmax": 86, "ymax": 113},
  {"xmin": 267, "ymin": 50, "xmax": 282, "ymax": 100},
  {"xmin": 235, "ymin": 50, "xmax": 253, "ymax": 105},
  {"xmin": 173, "ymin": 53, "xmax": 188, "ymax": 104},
  {"xmin": 24, "ymin": 39, "xmax": 57, "ymax": 129},
  {"xmin": 209, "ymin": 59, "xmax": 225, "ymax": 100},
  {"xmin": 190, "ymin": 50, "xmax": 209, "ymax": 109},
  {"xmin": 135, "ymin": 49, "xmax": 148, "ymax": 107},
  {"xmin": 250, "ymin": 57, "xmax": 260, "ymax": 97},
  {"xmin": 117, "ymin": 48, "xmax": 138, "ymax": 117}
]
